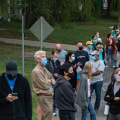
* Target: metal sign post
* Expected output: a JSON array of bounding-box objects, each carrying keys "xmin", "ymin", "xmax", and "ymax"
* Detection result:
[
  {"xmin": 40, "ymin": 16, "xmax": 43, "ymax": 50},
  {"xmin": 22, "ymin": 15, "xmax": 25, "ymax": 76}
]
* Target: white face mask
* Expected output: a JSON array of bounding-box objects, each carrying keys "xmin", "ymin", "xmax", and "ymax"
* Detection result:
[{"xmin": 97, "ymin": 35, "xmax": 99, "ymax": 38}]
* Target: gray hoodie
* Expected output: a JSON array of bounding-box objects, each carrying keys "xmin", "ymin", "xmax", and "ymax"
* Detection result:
[{"xmin": 55, "ymin": 75, "xmax": 76, "ymax": 111}]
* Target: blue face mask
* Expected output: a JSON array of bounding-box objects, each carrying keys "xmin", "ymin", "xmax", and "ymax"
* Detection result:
[
  {"xmin": 41, "ymin": 58, "xmax": 47, "ymax": 66},
  {"xmin": 53, "ymin": 57, "xmax": 58, "ymax": 61},
  {"xmin": 101, "ymin": 49, "xmax": 103, "ymax": 53},
  {"xmin": 72, "ymin": 57, "xmax": 75, "ymax": 61},
  {"xmin": 116, "ymin": 75, "xmax": 120, "ymax": 82},
  {"xmin": 90, "ymin": 45, "xmax": 93, "ymax": 49},
  {"xmin": 91, "ymin": 56, "xmax": 96, "ymax": 61}
]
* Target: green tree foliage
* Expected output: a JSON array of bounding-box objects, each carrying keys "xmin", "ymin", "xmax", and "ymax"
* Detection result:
[
  {"xmin": 1, "ymin": 0, "xmax": 120, "ymax": 27},
  {"xmin": 0, "ymin": 0, "xmax": 9, "ymax": 18}
]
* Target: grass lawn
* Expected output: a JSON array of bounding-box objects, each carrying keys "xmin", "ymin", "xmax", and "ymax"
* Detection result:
[
  {"xmin": 0, "ymin": 18, "xmax": 118, "ymax": 46},
  {"xmin": 0, "ymin": 43, "xmax": 55, "ymax": 120}
]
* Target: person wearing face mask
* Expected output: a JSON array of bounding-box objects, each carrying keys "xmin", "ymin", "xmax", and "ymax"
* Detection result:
[
  {"xmin": 91, "ymin": 35, "xmax": 97, "ymax": 50},
  {"xmin": 55, "ymin": 63, "xmax": 76, "ymax": 120},
  {"xmin": 0, "ymin": 60, "xmax": 32, "ymax": 120},
  {"xmin": 76, "ymin": 61, "xmax": 96, "ymax": 120},
  {"xmin": 84, "ymin": 41, "xmax": 93, "ymax": 61},
  {"xmin": 74, "ymin": 42, "xmax": 89, "ymax": 91},
  {"xmin": 96, "ymin": 44, "xmax": 106, "ymax": 92},
  {"xmin": 45, "ymin": 50, "xmax": 60, "ymax": 116},
  {"xmin": 46, "ymin": 50, "xmax": 60, "ymax": 80},
  {"xmin": 113, "ymin": 30, "xmax": 120, "ymax": 43},
  {"xmin": 116, "ymin": 36, "xmax": 120, "ymax": 68},
  {"xmin": 32, "ymin": 50, "xmax": 55, "ymax": 120},
  {"xmin": 96, "ymin": 44, "xmax": 104, "ymax": 61},
  {"xmin": 104, "ymin": 68, "xmax": 120, "ymax": 120},
  {"xmin": 65, "ymin": 52, "xmax": 77, "ymax": 89},
  {"xmin": 105, "ymin": 33, "xmax": 116, "ymax": 68},
  {"xmin": 90, "ymin": 50, "xmax": 105, "ymax": 113},
  {"xmin": 111, "ymin": 25, "xmax": 118, "ymax": 36},
  {"xmin": 96, "ymin": 42, "xmax": 105, "ymax": 62},
  {"xmin": 56, "ymin": 44, "xmax": 68, "ymax": 65},
  {"xmin": 95, "ymin": 32, "xmax": 102, "ymax": 43}
]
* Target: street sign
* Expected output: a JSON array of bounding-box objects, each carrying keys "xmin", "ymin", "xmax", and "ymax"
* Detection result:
[{"xmin": 30, "ymin": 16, "xmax": 54, "ymax": 41}]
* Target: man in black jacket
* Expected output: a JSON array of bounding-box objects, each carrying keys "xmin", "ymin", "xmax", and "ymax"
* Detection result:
[{"xmin": 0, "ymin": 60, "xmax": 32, "ymax": 120}]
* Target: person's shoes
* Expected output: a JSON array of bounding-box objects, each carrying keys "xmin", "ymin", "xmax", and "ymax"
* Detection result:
[
  {"xmin": 56, "ymin": 110, "xmax": 59, "ymax": 115},
  {"xmin": 53, "ymin": 112, "xmax": 57, "ymax": 116},
  {"xmin": 94, "ymin": 107, "xmax": 98, "ymax": 114},
  {"xmin": 113, "ymin": 65, "xmax": 116, "ymax": 68},
  {"xmin": 102, "ymin": 87, "xmax": 106, "ymax": 92}
]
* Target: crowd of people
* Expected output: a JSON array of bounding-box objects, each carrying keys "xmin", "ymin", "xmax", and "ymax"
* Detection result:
[{"xmin": 0, "ymin": 25, "xmax": 120, "ymax": 120}]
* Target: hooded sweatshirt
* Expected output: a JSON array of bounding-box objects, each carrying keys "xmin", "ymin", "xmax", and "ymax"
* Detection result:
[
  {"xmin": 0, "ymin": 73, "xmax": 32, "ymax": 120},
  {"xmin": 55, "ymin": 75, "xmax": 76, "ymax": 111}
]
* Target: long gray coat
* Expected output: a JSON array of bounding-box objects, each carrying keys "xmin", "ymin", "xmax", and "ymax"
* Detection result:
[{"xmin": 76, "ymin": 74, "xmax": 88, "ymax": 109}]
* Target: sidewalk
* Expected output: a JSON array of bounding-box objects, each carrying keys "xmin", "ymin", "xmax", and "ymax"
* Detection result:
[{"xmin": 0, "ymin": 38, "xmax": 77, "ymax": 51}]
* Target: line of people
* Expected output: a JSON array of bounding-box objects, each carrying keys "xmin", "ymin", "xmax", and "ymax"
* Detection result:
[
  {"xmin": 0, "ymin": 27, "xmax": 119, "ymax": 120},
  {"xmin": 31, "ymin": 41, "xmax": 106, "ymax": 120},
  {"xmin": 106, "ymin": 25, "xmax": 120, "ymax": 68}
]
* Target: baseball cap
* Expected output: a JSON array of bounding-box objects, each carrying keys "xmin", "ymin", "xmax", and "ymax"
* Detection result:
[
  {"xmin": 6, "ymin": 60, "xmax": 18, "ymax": 74},
  {"xmin": 90, "ymin": 50, "xmax": 99, "ymax": 55},
  {"xmin": 86, "ymin": 41, "xmax": 93, "ymax": 45}
]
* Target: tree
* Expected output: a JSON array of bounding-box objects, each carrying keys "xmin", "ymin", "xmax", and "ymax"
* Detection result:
[{"xmin": 0, "ymin": 0, "xmax": 9, "ymax": 18}]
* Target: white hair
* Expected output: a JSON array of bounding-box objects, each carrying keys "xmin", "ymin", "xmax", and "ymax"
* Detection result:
[{"xmin": 34, "ymin": 50, "xmax": 46, "ymax": 61}]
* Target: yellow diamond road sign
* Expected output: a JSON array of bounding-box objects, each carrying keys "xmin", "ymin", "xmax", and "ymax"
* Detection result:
[{"xmin": 30, "ymin": 17, "xmax": 54, "ymax": 41}]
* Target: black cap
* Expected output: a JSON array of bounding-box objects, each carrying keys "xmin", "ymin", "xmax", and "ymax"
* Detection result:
[{"xmin": 6, "ymin": 60, "xmax": 18, "ymax": 74}]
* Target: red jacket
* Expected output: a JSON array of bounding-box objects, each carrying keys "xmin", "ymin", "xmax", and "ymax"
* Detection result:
[{"xmin": 105, "ymin": 38, "xmax": 115, "ymax": 54}]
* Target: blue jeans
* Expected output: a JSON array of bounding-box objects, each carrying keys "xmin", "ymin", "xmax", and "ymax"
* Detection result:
[
  {"xmin": 52, "ymin": 85, "xmax": 56, "ymax": 112},
  {"xmin": 107, "ymin": 47, "xmax": 114, "ymax": 66},
  {"xmin": 81, "ymin": 98, "xmax": 96, "ymax": 120},
  {"xmin": 90, "ymin": 81, "xmax": 103, "ymax": 109}
]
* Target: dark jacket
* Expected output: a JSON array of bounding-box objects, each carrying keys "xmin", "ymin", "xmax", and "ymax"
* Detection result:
[
  {"xmin": 104, "ymin": 81, "xmax": 120, "ymax": 115},
  {"xmin": 65, "ymin": 61, "xmax": 77, "ymax": 89},
  {"xmin": 102, "ymin": 47, "xmax": 105, "ymax": 60},
  {"xmin": 55, "ymin": 75, "xmax": 76, "ymax": 111},
  {"xmin": 74, "ymin": 50, "xmax": 89, "ymax": 69},
  {"xmin": 45, "ymin": 58, "xmax": 60, "ymax": 80},
  {"xmin": 116, "ymin": 42, "xmax": 120, "ymax": 52},
  {"xmin": 0, "ymin": 73, "xmax": 32, "ymax": 120}
]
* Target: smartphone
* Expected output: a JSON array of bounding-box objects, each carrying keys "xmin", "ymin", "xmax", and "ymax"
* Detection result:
[{"xmin": 12, "ymin": 92, "xmax": 18, "ymax": 96}]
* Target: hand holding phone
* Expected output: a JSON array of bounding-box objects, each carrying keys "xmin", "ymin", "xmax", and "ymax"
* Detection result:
[{"xmin": 6, "ymin": 93, "xmax": 18, "ymax": 102}]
